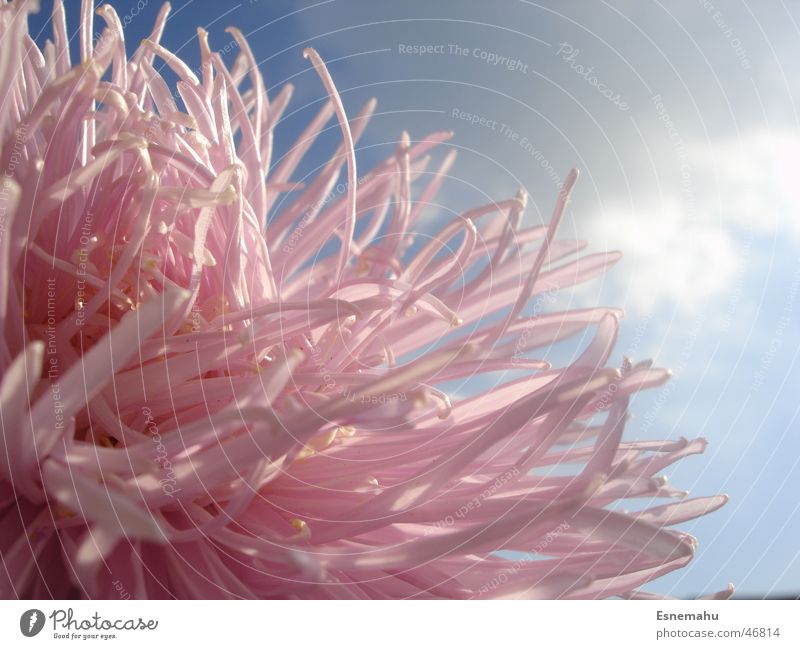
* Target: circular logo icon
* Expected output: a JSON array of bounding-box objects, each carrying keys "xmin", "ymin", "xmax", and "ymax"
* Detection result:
[{"xmin": 20, "ymin": 609, "xmax": 45, "ymax": 637}]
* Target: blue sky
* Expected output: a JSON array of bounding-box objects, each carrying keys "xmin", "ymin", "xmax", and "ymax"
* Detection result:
[{"xmin": 28, "ymin": 1, "xmax": 800, "ymax": 598}]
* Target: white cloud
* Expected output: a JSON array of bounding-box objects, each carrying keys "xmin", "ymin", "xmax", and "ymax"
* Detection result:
[
  {"xmin": 688, "ymin": 130, "xmax": 800, "ymax": 239},
  {"xmin": 587, "ymin": 199, "xmax": 740, "ymax": 312},
  {"xmin": 584, "ymin": 130, "xmax": 800, "ymax": 313}
]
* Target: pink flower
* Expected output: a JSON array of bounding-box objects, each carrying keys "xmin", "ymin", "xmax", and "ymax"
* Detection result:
[{"xmin": 0, "ymin": 1, "xmax": 729, "ymax": 599}]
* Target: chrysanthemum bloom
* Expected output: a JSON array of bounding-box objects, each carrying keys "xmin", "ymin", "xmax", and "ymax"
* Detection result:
[{"xmin": 0, "ymin": 1, "xmax": 729, "ymax": 599}]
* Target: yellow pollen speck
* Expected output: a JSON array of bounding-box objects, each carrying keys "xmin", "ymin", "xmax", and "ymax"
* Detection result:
[
  {"xmin": 98, "ymin": 434, "xmax": 115, "ymax": 448},
  {"xmin": 290, "ymin": 519, "xmax": 310, "ymax": 538},
  {"xmin": 296, "ymin": 428, "xmax": 339, "ymax": 460},
  {"xmin": 56, "ymin": 505, "xmax": 75, "ymax": 519},
  {"xmin": 356, "ymin": 258, "xmax": 370, "ymax": 276},
  {"xmin": 296, "ymin": 445, "xmax": 314, "ymax": 460},
  {"xmin": 337, "ymin": 425, "xmax": 356, "ymax": 437},
  {"xmin": 412, "ymin": 394, "xmax": 428, "ymax": 409}
]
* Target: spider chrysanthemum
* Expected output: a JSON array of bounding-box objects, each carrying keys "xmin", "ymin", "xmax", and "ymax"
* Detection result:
[{"xmin": 0, "ymin": 1, "xmax": 729, "ymax": 599}]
